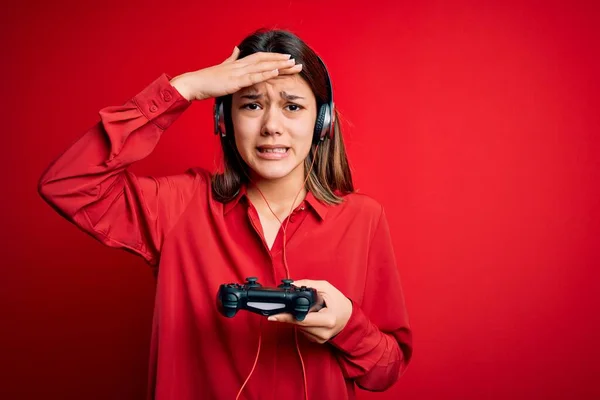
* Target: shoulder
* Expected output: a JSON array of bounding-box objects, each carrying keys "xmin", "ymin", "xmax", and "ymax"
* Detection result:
[
  {"xmin": 184, "ymin": 166, "xmax": 213, "ymax": 181},
  {"xmin": 146, "ymin": 167, "xmax": 214, "ymax": 198},
  {"xmin": 176, "ymin": 166, "xmax": 217, "ymax": 190},
  {"xmin": 329, "ymin": 191, "xmax": 385, "ymax": 232},
  {"xmin": 337, "ymin": 191, "xmax": 384, "ymax": 219}
]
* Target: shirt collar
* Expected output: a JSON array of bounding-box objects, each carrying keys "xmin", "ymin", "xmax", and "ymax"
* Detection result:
[
  {"xmin": 304, "ymin": 190, "xmax": 328, "ymax": 220},
  {"xmin": 223, "ymin": 185, "xmax": 248, "ymax": 216},
  {"xmin": 223, "ymin": 184, "xmax": 329, "ymax": 220}
]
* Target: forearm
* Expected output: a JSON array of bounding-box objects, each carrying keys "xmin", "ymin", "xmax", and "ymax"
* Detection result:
[
  {"xmin": 329, "ymin": 303, "xmax": 410, "ymax": 391},
  {"xmin": 38, "ymin": 73, "xmax": 190, "ymax": 217}
]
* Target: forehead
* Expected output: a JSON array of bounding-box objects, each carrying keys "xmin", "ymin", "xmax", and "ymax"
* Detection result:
[{"xmin": 235, "ymin": 74, "xmax": 313, "ymax": 97}]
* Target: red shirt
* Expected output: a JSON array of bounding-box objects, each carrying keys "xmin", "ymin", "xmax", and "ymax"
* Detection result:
[{"xmin": 38, "ymin": 74, "xmax": 413, "ymax": 400}]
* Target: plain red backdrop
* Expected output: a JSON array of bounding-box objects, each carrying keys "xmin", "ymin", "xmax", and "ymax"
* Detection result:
[{"xmin": 1, "ymin": 0, "xmax": 599, "ymax": 399}]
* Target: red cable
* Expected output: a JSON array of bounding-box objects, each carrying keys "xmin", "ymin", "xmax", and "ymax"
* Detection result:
[
  {"xmin": 235, "ymin": 318, "xmax": 263, "ymax": 400},
  {"xmin": 238, "ymin": 144, "xmax": 320, "ymax": 400}
]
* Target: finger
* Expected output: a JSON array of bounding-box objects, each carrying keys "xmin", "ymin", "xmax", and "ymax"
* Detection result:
[
  {"xmin": 243, "ymin": 58, "xmax": 297, "ymax": 74},
  {"xmin": 292, "ymin": 279, "xmax": 330, "ymax": 291},
  {"xmin": 309, "ymin": 296, "xmax": 326, "ymax": 312},
  {"xmin": 269, "ymin": 309, "xmax": 335, "ymax": 328},
  {"xmin": 289, "ymin": 279, "xmax": 330, "ymax": 309},
  {"xmin": 268, "ymin": 312, "xmax": 294, "ymax": 323},
  {"xmin": 290, "ymin": 279, "xmax": 312, "ymax": 286},
  {"xmin": 221, "ymin": 46, "xmax": 240, "ymax": 64},
  {"xmin": 277, "ymin": 64, "xmax": 303, "ymax": 75},
  {"xmin": 241, "ymin": 69, "xmax": 280, "ymax": 87},
  {"xmin": 292, "ymin": 279, "xmax": 331, "ymax": 298},
  {"xmin": 239, "ymin": 51, "xmax": 292, "ymax": 64}
]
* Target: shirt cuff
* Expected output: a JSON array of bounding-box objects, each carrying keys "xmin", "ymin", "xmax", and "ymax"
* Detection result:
[
  {"xmin": 132, "ymin": 73, "xmax": 191, "ymax": 130},
  {"xmin": 329, "ymin": 299, "xmax": 380, "ymax": 355}
]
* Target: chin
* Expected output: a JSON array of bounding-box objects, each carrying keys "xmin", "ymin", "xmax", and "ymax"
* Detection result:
[
  {"xmin": 247, "ymin": 156, "xmax": 305, "ymax": 181},
  {"xmin": 252, "ymin": 165, "xmax": 295, "ymax": 181}
]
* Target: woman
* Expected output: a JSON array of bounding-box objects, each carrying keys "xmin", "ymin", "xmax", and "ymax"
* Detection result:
[{"xmin": 38, "ymin": 28, "xmax": 413, "ymax": 400}]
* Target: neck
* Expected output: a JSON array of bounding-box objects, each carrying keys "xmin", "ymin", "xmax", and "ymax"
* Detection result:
[{"xmin": 247, "ymin": 169, "xmax": 307, "ymax": 219}]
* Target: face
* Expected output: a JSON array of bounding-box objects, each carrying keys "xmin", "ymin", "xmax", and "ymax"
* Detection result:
[{"xmin": 231, "ymin": 74, "xmax": 317, "ymax": 183}]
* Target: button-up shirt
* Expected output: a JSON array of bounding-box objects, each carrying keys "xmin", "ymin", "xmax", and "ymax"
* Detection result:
[{"xmin": 38, "ymin": 74, "xmax": 413, "ymax": 400}]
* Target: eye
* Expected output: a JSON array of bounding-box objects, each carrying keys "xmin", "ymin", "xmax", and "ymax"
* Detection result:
[
  {"xmin": 241, "ymin": 103, "xmax": 261, "ymax": 110},
  {"xmin": 286, "ymin": 104, "xmax": 304, "ymax": 112}
]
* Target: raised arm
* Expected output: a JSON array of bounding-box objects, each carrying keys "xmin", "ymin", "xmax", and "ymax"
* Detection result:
[
  {"xmin": 38, "ymin": 74, "xmax": 196, "ymax": 265},
  {"xmin": 38, "ymin": 49, "xmax": 304, "ymax": 265}
]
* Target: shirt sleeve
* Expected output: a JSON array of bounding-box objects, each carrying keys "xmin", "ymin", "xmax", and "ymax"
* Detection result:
[
  {"xmin": 38, "ymin": 73, "xmax": 200, "ymax": 266},
  {"xmin": 328, "ymin": 206, "xmax": 413, "ymax": 391}
]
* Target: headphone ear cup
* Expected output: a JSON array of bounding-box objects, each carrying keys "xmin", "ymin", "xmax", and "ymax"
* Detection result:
[
  {"xmin": 214, "ymin": 99, "xmax": 226, "ymax": 137},
  {"xmin": 314, "ymin": 104, "xmax": 328, "ymax": 143},
  {"xmin": 329, "ymin": 102, "xmax": 335, "ymax": 140}
]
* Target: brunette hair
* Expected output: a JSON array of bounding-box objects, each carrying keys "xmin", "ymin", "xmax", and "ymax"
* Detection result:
[{"xmin": 211, "ymin": 28, "xmax": 354, "ymax": 205}]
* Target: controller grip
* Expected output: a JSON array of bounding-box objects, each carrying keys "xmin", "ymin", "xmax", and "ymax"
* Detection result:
[
  {"xmin": 292, "ymin": 296, "xmax": 312, "ymax": 321},
  {"xmin": 217, "ymin": 289, "xmax": 239, "ymax": 318}
]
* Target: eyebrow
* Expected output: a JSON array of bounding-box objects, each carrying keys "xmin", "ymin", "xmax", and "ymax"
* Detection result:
[{"xmin": 240, "ymin": 91, "xmax": 305, "ymax": 101}]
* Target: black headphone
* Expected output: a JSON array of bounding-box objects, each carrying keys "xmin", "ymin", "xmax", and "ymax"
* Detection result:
[{"xmin": 213, "ymin": 54, "xmax": 335, "ymax": 144}]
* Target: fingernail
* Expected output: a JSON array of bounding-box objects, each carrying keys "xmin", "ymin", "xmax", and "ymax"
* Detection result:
[
  {"xmin": 268, "ymin": 316, "xmax": 277, "ymax": 321},
  {"xmin": 285, "ymin": 54, "xmax": 292, "ymax": 59}
]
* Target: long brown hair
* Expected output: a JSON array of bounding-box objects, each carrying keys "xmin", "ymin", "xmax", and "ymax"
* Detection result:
[{"xmin": 211, "ymin": 28, "xmax": 354, "ymax": 205}]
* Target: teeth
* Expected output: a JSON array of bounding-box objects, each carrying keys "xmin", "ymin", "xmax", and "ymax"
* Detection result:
[{"xmin": 260, "ymin": 148, "xmax": 287, "ymax": 153}]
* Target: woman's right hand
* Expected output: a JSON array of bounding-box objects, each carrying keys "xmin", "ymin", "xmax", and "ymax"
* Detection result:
[{"xmin": 169, "ymin": 47, "xmax": 303, "ymax": 102}]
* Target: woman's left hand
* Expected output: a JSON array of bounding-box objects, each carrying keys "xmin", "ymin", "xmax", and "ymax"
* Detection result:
[{"xmin": 267, "ymin": 279, "xmax": 353, "ymax": 344}]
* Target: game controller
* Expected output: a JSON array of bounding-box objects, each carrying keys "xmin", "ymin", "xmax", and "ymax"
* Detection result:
[{"xmin": 216, "ymin": 277, "xmax": 320, "ymax": 321}]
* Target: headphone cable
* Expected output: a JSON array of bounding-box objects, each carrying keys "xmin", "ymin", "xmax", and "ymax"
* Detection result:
[{"xmin": 237, "ymin": 143, "xmax": 320, "ymax": 400}]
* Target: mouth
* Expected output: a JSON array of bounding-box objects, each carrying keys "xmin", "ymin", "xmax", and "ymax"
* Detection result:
[
  {"xmin": 256, "ymin": 146, "xmax": 290, "ymax": 160},
  {"xmin": 256, "ymin": 146, "xmax": 290, "ymax": 154}
]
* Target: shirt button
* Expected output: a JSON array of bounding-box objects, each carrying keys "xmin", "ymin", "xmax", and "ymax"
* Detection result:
[
  {"xmin": 149, "ymin": 101, "xmax": 158, "ymax": 113},
  {"xmin": 161, "ymin": 90, "xmax": 172, "ymax": 102}
]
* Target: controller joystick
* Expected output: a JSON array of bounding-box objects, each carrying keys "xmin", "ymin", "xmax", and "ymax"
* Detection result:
[
  {"xmin": 279, "ymin": 279, "xmax": 294, "ymax": 288},
  {"xmin": 245, "ymin": 277, "xmax": 261, "ymax": 288}
]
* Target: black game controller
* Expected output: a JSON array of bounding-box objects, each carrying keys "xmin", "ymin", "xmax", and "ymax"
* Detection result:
[{"xmin": 217, "ymin": 277, "xmax": 319, "ymax": 321}]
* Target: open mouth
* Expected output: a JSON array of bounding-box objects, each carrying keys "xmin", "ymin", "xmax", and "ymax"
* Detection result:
[{"xmin": 256, "ymin": 147, "xmax": 290, "ymax": 154}]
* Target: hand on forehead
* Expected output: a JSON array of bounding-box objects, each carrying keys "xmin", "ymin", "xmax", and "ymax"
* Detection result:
[{"xmin": 235, "ymin": 74, "xmax": 313, "ymax": 102}]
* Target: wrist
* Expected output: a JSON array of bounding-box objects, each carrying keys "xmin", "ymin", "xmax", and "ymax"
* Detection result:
[{"xmin": 169, "ymin": 74, "xmax": 195, "ymax": 101}]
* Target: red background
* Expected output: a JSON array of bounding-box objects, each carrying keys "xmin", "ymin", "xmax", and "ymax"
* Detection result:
[{"xmin": 2, "ymin": 0, "xmax": 599, "ymax": 399}]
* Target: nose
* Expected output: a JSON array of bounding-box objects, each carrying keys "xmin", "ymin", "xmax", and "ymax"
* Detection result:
[{"xmin": 261, "ymin": 106, "xmax": 283, "ymax": 137}]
